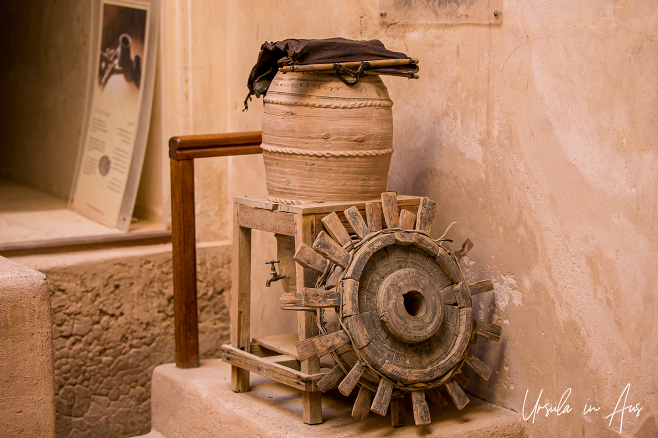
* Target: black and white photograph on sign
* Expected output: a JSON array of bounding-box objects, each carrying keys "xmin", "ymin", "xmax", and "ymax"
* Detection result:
[
  {"xmin": 71, "ymin": 0, "xmax": 152, "ymax": 230},
  {"xmin": 98, "ymin": 5, "xmax": 146, "ymax": 91}
]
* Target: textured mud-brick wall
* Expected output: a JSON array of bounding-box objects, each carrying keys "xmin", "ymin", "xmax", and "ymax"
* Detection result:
[{"xmin": 14, "ymin": 242, "xmax": 231, "ymax": 438}]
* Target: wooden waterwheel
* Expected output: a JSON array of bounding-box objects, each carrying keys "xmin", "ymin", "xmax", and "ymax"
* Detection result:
[{"xmin": 292, "ymin": 192, "xmax": 501, "ymax": 426}]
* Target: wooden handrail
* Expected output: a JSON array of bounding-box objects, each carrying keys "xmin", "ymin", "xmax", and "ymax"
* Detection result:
[
  {"xmin": 169, "ymin": 131, "xmax": 262, "ymax": 160},
  {"xmin": 170, "ymin": 131, "xmax": 262, "ymax": 368}
]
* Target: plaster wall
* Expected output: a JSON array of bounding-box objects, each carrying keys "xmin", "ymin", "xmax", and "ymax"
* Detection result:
[
  {"xmin": 13, "ymin": 242, "xmax": 232, "ymax": 438},
  {"xmin": 0, "ymin": 256, "xmax": 55, "ymax": 437},
  {"xmin": 178, "ymin": 1, "xmax": 657, "ymax": 437}
]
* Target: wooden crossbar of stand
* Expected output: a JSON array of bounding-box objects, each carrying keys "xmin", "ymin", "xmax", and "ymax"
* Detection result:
[{"xmin": 221, "ymin": 345, "xmax": 325, "ymax": 392}]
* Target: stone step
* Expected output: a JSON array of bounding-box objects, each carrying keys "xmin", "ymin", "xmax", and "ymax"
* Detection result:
[{"xmin": 135, "ymin": 359, "xmax": 526, "ymax": 438}]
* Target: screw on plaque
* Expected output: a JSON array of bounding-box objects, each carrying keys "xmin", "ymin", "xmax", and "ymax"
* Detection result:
[{"xmin": 494, "ymin": 10, "xmax": 499, "ymax": 17}]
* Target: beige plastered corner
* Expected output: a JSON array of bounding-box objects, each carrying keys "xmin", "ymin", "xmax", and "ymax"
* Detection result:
[{"xmin": 0, "ymin": 256, "xmax": 56, "ymax": 438}]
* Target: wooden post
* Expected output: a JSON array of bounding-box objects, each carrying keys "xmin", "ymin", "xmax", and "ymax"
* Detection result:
[
  {"xmin": 390, "ymin": 395, "xmax": 407, "ymax": 427},
  {"xmin": 170, "ymin": 158, "xmax": 199, "ymax": 369},
  {"xmin": 168, "ymin": 131, "xmax": 262, "ymax": 370},
  {"xmin": 296, "ymin": 214, "xmax": 322, "ymax": 424},
  {"xmin": 231, "ymin": 203, "xmax": 251, "ymax": 392}
]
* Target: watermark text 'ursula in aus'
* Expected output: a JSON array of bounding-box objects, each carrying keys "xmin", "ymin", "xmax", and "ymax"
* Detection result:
[{"xmin": 523, "ymin": 383, "xmax": 642, "ymax": 434}]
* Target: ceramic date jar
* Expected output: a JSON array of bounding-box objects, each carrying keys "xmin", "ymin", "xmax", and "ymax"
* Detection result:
[{"xmin": 261, "ymin": 72, "xmax": 394, "ymax": 204}]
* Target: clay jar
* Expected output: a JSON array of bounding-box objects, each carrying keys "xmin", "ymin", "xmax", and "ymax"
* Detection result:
[{"xmin": 261, "ymin": 71, "xmax": 394, "ymax": 204}]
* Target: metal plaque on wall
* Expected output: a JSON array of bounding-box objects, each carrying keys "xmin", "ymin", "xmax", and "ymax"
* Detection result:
[{"xmin": 379, "ymin": 0, "xmax": 502, "ymax": 25}]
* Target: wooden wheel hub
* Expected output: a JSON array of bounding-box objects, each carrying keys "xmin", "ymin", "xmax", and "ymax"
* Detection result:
[
  {"xmin": 292, "ymin": 192, "xmax": 502, "ymax": 427},
  {"xmin": 377, "ymin": 268, "xmax": 444, "ymax": 343}
]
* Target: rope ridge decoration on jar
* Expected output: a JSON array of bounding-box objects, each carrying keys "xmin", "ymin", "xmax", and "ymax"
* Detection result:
[
  {"xmin": 261, "ymin": 144, "xmax": 394, "ymax": 157},
  {"xmin": 263, "ymin": 95, "xmax": 394, "ymax": 109},
  {"xmin": 290, "ymin": 192, "xmax": 502, "ymax": 426}
]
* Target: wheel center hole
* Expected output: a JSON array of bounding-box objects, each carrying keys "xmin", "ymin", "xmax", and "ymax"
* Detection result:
[{"xmin": 403, "ymin": 291, "xmax": 426, "ymax": 317}]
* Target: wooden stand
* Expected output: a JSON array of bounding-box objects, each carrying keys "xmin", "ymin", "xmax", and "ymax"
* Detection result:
[{"xmin": 221, "ymin": 195, "xmax": 422, "ymax": 425}]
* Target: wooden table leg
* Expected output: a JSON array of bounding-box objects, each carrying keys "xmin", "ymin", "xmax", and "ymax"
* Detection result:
[
  {"xmin": 295, "ymin": 214, "xmax": 322, "ymax": 424},
  {"xmin": 171, "ymin": 158, "xmax": 199, "ymax": 369},
  {"xmin": 231, "ymin": 203, "xmax": 251, "ymax": 392}
]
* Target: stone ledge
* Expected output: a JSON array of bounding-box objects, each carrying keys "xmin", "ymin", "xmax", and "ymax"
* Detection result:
[{"xmin": 144, "ymin": 359, "xmax": 526, "ymax": 438}]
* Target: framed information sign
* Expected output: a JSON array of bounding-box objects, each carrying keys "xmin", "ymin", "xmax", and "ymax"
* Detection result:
[{"xmin": 70, "ymin": 0, "xmax": 159, "ymax": 231}]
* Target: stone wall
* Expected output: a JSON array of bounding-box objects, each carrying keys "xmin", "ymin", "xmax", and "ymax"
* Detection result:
[{"xmin": 14, "ymin": 242, "xmax": 231, "ymax": 438}]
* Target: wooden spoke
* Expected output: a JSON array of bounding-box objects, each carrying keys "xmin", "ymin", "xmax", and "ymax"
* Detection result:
[
  {"xmin": 411, "ymin": 391, "xmax": 431, "ymax": 425},
  {"xmin": 338, "ymin": 362, "xmax": 365, "ymax": 396},
  {"xmin": 302, "ymin": 287, "xmax": 340, "ymax": 308},
  {"xmin": 426, "ymin": 388, "xmax": 448, "ymax": 412},
  {"xmin": 453, "ymin": 282, "xmax": 472, "ymax": 308},
  {"xmin": 415, "ymin": 197, "xmax": 436, "ymax": 234},
  {"xmin": 317, "ymin": 365, "xmax": 344, "ymax": 392},
  {"xmin": 453, "ymin": 371, "xmax": 471, "ymax": 388},
  {"xmin": 465, "ymin": 352, "xmax": 493, "ymax": 380},
  {"xmin": 294, "ymin": 243, "xmax": 330, "ymax": 273},
  {"xmin": 296, "ymin": 330, "xmax": 351, "ymax": 361},
  {"xmin": 381, "ymin": 192, "xmax": 400, "ymax": 228},
  {"xmin": 454, "ymin": 238, "xmax": 474, "ymax": 259},
  {"xmin": 445, "ymin": 379, "xmax": 470, "ymax": 410},
  {"xmin": 341, "ymin": 278, "xmax": 359, "ymax": 317},
  {"xmin": 313, "ymin": 231, "xmax": 351, "ymax": 268},
  {"xmin": 279, "ymin": 293, "xmax": 302, "ymax": 306},
  {"xmin": 314, "ymin": 330, "xmax": 351, "ymax": 357},
  {"xmin": 469, "ymin": 279, "xmax": 494, "ymax": 296},
  {"xmin": 390, "ymin": 395, "xmax": 407, "ymax": 427},
  {"xmin": 321, "ymin": 212, "xmax": 352, "ymax": 249},
  {"xmin": 352, "ymin": 385, "xmax": 372, "ymax": 421},
  {"xmin": 344, "ymin": 206, "xmax": 370, "ymax": 239},
  {"xmin": 365, "ymin": 202, "xmax": 383, "ymax": 232},
  {"xmin": 473, "ymin": 320, "xmax": 502, "ymax": 342},
  {"xmin": 279, "ymin": 293, "xmax": 315, "ymax": 311},
  {"xmin": 370, "ymin": 378, "xmax": 393, "ymax": 416},
  {"xmin": 399, "ymin": 209, "xmax": 416, "ymax": 230}
]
